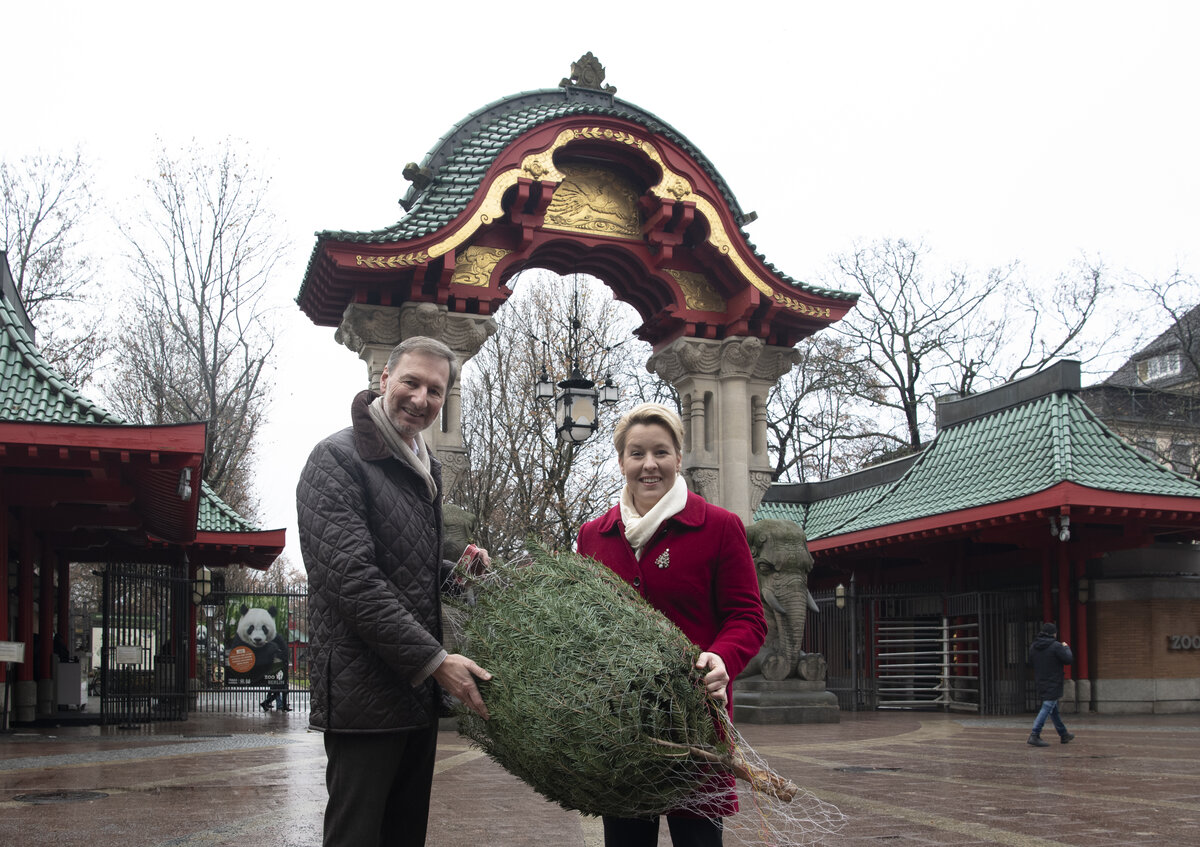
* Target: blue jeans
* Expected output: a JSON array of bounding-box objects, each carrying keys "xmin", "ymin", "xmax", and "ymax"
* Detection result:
[{"xmin": 1031, "ymin": 699, "xmax": 1067, "ymax": 736}]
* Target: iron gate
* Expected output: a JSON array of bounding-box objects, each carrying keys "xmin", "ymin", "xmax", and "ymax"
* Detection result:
[
  {"xmin": 100, "ymin": 563, "xmax": 189, "ymax": 724},
  {"xmin": 805, "ymin": 587, "xmax": 1040, "ymax": 715}
]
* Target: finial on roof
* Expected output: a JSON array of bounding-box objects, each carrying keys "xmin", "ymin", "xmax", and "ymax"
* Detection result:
[{"xmin": 560, "ymin": 52, "xmax": 616, "ymax": 94}]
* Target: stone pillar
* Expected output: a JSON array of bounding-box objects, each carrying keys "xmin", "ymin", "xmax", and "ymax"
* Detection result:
[
  {"xmin": 648, "ymin": 336, "xmax": 799, "ymax": 522},
  {"xmin": 335, "ymin": 301, "xmax": 496, "ymax": 495}
]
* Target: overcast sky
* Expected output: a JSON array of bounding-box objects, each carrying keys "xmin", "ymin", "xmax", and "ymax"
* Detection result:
[{"xmin": 4, "ymin": 1, "xmax": 1197, "ymax": 564}]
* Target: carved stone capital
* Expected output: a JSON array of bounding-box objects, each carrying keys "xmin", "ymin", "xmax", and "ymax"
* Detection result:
[
  {"xmin": 685, "ymin": 466, "xmax": 720, "ymax": 503},
  {"xmin": 754, "ymin": 345, "xmax": 802, "ymax": 382},
  {"xmin": 719, "ymin": 336, "xmax": 763, "ymax": 378},
  {"xmin": 399, "ymin": 302, "xmax": 496, "ymax": 364},
  {"xmin": 649, "ymin": 335, "xmax": 799, "ymax": 385},
  {"xmin": 748, "ymin": 470, "xmax": 774, "ymax": 515},
  {"xmin": 399, "ymin": 301, "xmax": 447, "ymax": 341},
  {"xmin": 438, "ymin": 446, "xmax": 471, "ymax": 499},
  {"xmin": 648, "ymin": 337, "xmax": 721, "ymax": 383},
  {"xmin": 336, "ymin": 303, "xmax": 402, "ymax": 355}
]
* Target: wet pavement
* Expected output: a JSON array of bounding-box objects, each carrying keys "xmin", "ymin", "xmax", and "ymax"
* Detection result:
[{"xmin": 0, "ymin": 708, "xmax": 1197, "ymax": 846}]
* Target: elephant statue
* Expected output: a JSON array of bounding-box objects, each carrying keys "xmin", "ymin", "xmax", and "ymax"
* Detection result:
[
  {"xmin": 745, "ymin": 519, "xmax": 818, "ymax": 681},
  {"xmin": 442, "ymin": 503, "xmax": 478, "ymax": 565},
  {"xmin": 441, "ymin": 503, "xmax": 479, "ymax": 653}
]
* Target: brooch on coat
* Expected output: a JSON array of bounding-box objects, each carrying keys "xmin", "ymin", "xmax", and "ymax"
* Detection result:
[{"xmin": 655, "ymin": 549, "xmax": 670, "ymax": 569}]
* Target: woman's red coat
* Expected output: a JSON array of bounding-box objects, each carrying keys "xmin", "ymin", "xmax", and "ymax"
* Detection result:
[{"xmin": 576, "ymin": 490, "xmax": 767, "ymax": 817}]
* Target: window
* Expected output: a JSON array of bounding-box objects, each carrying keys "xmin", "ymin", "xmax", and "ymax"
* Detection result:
[
  {"xmin": 1138, "ymin": 350, "xmax": 1182, "ymax": 383},
  {"xmin": 1171, "ymin": 442, "xmax": 1194, "ymax": 474}
]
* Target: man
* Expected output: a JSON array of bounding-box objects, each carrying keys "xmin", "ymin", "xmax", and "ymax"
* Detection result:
[
  {"xmin": 297, "ymin": 336, "xmax": 492, "ymax": 847},
  {"xmin": 1027, "ymin": 622, "xmax": 1075, "ymax": 747}
]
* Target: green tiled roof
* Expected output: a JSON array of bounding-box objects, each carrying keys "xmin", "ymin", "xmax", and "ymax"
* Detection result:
[
  {"xmin": 1, "ymin": 278, "xmax": 122, "ymax": 424},
  {"xmin": 757, "ymin": 384, "xmax": 1200, "ymax": 541},
  {"xmin": 197, "ymin": 480, "xmax": 258, "ymax": 534},
  {"xmin": 302, "ymin": 88, "xmax": 855, "ymax": 304},
  {"xmin": 1, "ymin": 256, "xmax": 259, "ymax": 535}
]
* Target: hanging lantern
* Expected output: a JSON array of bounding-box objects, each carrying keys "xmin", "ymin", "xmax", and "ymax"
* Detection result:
[
  {"xmin": 598, "ymin": 375, "xmax": 619, "ymax": 406},
  {"xmin": 534, "ymin": 367, "xmax": 556, "ymax": 402},
  {"xmin": 555, "ymin": 366, "xmax": 598, "ymax": 443}
]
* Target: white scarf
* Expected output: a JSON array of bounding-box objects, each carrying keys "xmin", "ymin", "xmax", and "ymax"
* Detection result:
[
  {"xmin": 620, "ymin": 475, "xmax": 688, "ymax": 560},
  {"xmin": 367, "ymin": 396, "xmax": 438, "ymax": 501}
]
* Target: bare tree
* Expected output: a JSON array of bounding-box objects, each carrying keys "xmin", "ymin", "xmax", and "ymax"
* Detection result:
[
  {"xmin": 1128, "ymin": 267, "xmax": 1200, "ymax": 382},
  {"xmin": 945, "ymin": 257, "xmax": 1117, "ymax": 395},
  {"xmin": 824, "ymin": 239, "xmax": 1114, "ymax": 452},
  {"xmin": 0, "ymin": 149, "xmax": 107, "ymax": 385},
  {"xmin": 826, "ymin": 239, "xmax": 1004, "ymax": 448},
  {"xmin": 105, "ymin": 139, "xmax": 287, "ymax": 518},
  {"xmin": 765, "ymin": 334, "xmax": 894, "ymax": 482},
  {"xmin": 452, "ymin": 271, "xmax": 668, "ymax": 557}
]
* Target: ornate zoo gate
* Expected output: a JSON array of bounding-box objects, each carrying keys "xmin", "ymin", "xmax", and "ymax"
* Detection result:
[
  {"xmin": 805, "ymin": 587, "xmax": 1042, "ymax": 715},
  {"xmin": 98, "ymin": 564, "xmax": 308, "ymax": 722}
]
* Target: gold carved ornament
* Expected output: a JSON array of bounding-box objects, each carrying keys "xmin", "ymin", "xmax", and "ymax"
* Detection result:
[
  {"xmin": 351, "ymin": 127, "xmax": 828, "ymax": 318},
  {"xmin": 666, "ymin": 269, "xmax": 726, "ymax": 312},
  {"xmin": 450, "ymin": 246, "xmax": 512, "ymax": 288},
  {"xmin": 542, "ymin": 163, "xmax": 641, "ymax": 239}
]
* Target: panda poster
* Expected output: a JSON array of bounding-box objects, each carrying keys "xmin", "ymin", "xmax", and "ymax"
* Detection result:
[{"xmin": 224, "ymin": 598, "xmax": 289, "ymax": 687}]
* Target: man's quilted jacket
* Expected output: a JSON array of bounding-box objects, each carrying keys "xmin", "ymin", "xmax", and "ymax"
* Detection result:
[{"xmin": 297, "ymin": 389, "xmax": 450, "ymax": 732}]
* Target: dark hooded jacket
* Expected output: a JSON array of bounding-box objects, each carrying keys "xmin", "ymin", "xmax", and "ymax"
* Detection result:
[
  {"xmin": 297, "ymin": 389, "xmax": 452, "ymax": 732},
  {"xmin": 1028, "ymin": 632, "xmax": 1073, "ymax": 701}
]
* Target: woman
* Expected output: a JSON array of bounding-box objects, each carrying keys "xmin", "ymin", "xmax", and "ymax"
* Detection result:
[{"xmin": 576, "ymin": 402, "xmax": 767, "ymax": 847}]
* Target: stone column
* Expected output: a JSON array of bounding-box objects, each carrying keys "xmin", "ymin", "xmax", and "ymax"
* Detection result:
[
  {"xmin": 335, "ymin": 301, "xmax": 496, "ymax": 495},
  {"xmin": 648, "ymin": 336, "xmax": 799, "ymax": 522}
]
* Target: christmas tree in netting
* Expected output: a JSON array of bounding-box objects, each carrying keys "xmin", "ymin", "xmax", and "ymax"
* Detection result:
[{"xmin": 448, "ymin": 540, "xmax": 845, "ymax": 846}]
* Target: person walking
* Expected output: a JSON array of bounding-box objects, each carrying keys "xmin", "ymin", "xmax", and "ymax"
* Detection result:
[
  {"xmin": 1027, "ymin": 622, "xmax": 1075, "ymax": 747},
  {"xmin": 297, "ymin": 336, "xmax": 492, "ymax": 847}
]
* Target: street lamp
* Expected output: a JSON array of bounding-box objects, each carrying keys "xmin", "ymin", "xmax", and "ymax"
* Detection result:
[{"xmin": 533, "ymin": 277, "xmax": 619, "ymax": 443}]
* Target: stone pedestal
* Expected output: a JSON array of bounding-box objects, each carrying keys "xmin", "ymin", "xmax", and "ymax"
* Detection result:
[{"xmin": 733, "ymin": 676, "xmax": 840, "ymax": 724}]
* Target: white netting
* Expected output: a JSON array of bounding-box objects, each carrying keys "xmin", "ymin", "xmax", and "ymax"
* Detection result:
[{"xmin": 446, "ymin": 541, "xmax": 846, "ymax": 845}]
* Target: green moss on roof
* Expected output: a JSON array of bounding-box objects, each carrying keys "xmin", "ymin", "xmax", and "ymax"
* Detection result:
[{"xmin": 756, "ymin": 391, "xmax": 1200, "ymax": 540}]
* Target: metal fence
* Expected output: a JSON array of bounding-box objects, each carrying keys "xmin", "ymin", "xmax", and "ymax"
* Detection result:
[
  {"xmin": 806, "ymin": 587, "xmax": 1041, "ymax": 715},
  {"xmin": 191, "ymin": 590, "xmax": 310, "ymax": 714}
]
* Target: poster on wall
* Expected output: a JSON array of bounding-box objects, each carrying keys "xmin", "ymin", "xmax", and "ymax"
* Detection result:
[{"xmin": 224, "ymin": 597, "xmax": 289, "ymax": 687}]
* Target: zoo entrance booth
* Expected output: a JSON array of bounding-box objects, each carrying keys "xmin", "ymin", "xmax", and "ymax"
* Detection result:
[
  {"xmin": 0, "ymin": 250, "xmax": 287, "ymax": 728},
  {"xmin": 757, "ymin": 361, "xmax": 1200, "ymax": 718}
]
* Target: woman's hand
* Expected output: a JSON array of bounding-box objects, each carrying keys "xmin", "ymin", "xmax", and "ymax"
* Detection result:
[{"xmin": 696, "ymin": 651, "xmax": 729, "ymax": 705}]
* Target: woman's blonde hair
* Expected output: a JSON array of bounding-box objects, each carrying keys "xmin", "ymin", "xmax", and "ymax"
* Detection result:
[{"xmin": 613, "ymin": 402, "xmax": 685, "ymax": 456}]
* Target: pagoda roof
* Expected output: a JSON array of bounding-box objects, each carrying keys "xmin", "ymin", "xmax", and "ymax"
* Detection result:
[
  {"xmin": 758, "ymin": 360, "xmax": 1200, "ymax": 553},
  {"xmin": 296, "ymin": 80, "xmax": 856, "ymax": 345},
  {"xmin": 0, "ymin": 252, "xmax": 283, "ymax": 566}
]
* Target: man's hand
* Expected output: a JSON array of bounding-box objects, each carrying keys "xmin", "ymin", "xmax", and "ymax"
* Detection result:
[
  {"xmin": 433, "ymin": 653, "xmax": 492, "ymax": 719},
  {"xmin": 696, "ymin": 651, "xmax": 729, "ymax": 705}
]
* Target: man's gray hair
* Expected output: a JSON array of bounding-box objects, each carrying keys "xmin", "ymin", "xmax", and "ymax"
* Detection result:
[{"xmin": 387, "ymin": 336, "xmax": 460, "ymax": 391}]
